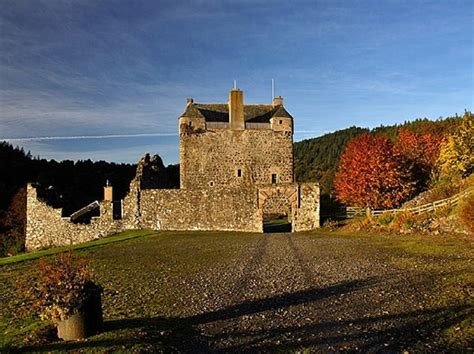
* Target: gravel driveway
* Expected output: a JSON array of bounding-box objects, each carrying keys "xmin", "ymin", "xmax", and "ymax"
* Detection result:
[{"xmin": 152, "ymin": 232, "xmax": 469, "ymax": 352}]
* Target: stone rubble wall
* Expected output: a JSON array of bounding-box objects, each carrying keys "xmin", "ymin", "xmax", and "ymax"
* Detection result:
[
  {"xmin": 139, "ymin": 187, "xmax": 263, "ymax": 232},
  {"xmin": 262, "ymin": 193, "xmax": 293, "ymax": 219},
  {"xmin": 293, "ymin": 183, "xmax": 320, "ymax": 232},
  {"xmin": 180, "ymin": 129, "xmax": 293, "ymax": 189},
  {"xmin": 25, "ymin": 180, "xmax": 319, "ymax": 250},
  {"xmin": 25, "ymin": 184, "xmax": 122, "ymax": 251}
]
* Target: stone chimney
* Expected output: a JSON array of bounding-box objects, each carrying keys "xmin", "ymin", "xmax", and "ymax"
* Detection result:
[
  {"xmin": 229, "ymin": 89, "xmax": 244, "ymax": 130},
  {"xmin": 186, "ymin": 98, "xmax": 194, "ymax": 106},
  {"xmin": 272, "ymin": 96, "xmax": 283, "ymax": 107},
  {"xmin": 103, "ymin": 180, "xmax": 113, "ymax": 201}
]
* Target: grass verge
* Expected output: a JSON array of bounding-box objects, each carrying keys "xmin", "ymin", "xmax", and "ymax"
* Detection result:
[{"xmin": 0, "ymin": 229, "xmax": 155, "ymax": 266}]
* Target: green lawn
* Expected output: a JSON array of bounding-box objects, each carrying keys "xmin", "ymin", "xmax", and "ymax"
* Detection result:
[{"xmin": 0, "ymin": 229, "xmax": 155, "ymax": 266}]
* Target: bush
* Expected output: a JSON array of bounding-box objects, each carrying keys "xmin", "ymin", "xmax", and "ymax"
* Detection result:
[
  {"xmin": 391, "ymin": 212, "xmax": 436, "ymax": 233},
  {"xmin": 377, "ymin": 213, "xmax": 396, "ymax": 226},
  {"xmin": 458, "ymin": 194, "xmax": 474, "ymax": 234},
  {"xmin": 322, "ymin": 219, "xmax": 339, "ymax": 231},
  {"xmin": 342, "ymin": 217, "xmax": 374, "ymax": 232},
  {"xmin": 23, "ymin": 252, "xmax": 101, "ymax": 323},
  {"xmin": 427, "ymin": 173, "xmax": 463, "ymax": 202},
  {"xmin": 0, "ymin": 229, "xmax": 25, "ymax": 257},
  {"xmin": 0, "ymin": 187, "xmax": 26, "ymax": 257}
]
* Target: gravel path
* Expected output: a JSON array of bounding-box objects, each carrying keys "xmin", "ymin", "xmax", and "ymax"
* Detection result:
[{"xmin": 163, "ymin": 233, "xmax": 460, "ymax": 352}]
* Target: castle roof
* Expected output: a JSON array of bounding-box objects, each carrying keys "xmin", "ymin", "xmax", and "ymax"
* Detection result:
[{"xmin": 180, "ymin": 103, "xmax": 293, "ymax": 122}]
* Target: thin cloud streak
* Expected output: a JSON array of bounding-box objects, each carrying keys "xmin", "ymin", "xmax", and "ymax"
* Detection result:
[{"xmin": 1, "ymin": 133, "xmax": 179, "ymax": 142}]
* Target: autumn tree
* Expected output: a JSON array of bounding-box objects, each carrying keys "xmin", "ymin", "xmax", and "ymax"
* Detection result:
[
  {"xmin": 394, "ymin": 128, "xmax": 445, "ymax": 195},
  {"xmin": 438, "ymin": 111, "xmax": 474, "ymax": 177},
  {"xmin": 334, "ymin": 134, "xmax": 412, "ymax": 209}
]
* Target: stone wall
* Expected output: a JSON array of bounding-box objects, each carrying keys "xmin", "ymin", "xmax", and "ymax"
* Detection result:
[
  {"xmin": 180, "ymin": 128, "xmax": 293, "ymax": 189},
  {"xmin": 25, "ymin": 169, "xmax": 319, "ymax": 250},
  {"xmin": 138, "ymin": 187, "xmax": 263, "ymax": 232},
  {"xmin": 25, "ymin": 184, "xmax": 123, "ymax": 251},
  {"xmin": 293, "ymin": 183, "xmax": 320, "ymax": 232},
  {"xmin": 262, "ymin": 193, "xmax": 293, "ymax": 219}
]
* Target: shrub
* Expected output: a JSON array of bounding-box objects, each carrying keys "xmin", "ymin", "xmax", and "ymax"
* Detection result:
[
  {"xmin": 458, "ymin": 194, "xmax": 474, "ymax": 234},
  {"xmin": 433, "ymin": 204, "xmax": 452, "ymax": 218},
  {"xmin": 377, "ymin": 213, "xmax": 396, "ymax": 226},
  {"xmin": 342, "ymin": 217, "xmax": 374, "ymax": 232},
  {"xmin": 390, "ymin": 212, "xmax": 417, "ymax": 232},
  {"xmin": 426, "ymin": 173, "xmax": 463, "ymax": 202},
  {"xmin": 24, "ymin": 252, "xmax": 101, "ymax": 323},
  {"xmin": 322, "ymin": 219, "xmax": 339, "ymax": 231}
]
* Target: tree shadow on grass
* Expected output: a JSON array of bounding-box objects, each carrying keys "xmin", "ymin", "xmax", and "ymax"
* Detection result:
[{"xmin": 16, "ymin": 276, "xmax": 471, "ymax": 352}]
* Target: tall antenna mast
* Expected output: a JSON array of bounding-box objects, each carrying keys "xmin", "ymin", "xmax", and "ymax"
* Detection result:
[
  {"xmin": 233, "ymin": 80, "xmax": 237, "ymax": 89},
  {"xmin": 271, "ymin": 78, "xmax": 275, "ymax": 99}
]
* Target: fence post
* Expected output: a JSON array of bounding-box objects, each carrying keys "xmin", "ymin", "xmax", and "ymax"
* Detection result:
[{"xmin": 366, "ymin": 207, "xmax": 372, "ymax": 218}]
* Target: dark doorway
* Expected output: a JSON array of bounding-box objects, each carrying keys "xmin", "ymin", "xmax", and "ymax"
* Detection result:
[
  {"xmin": 263, "ymin": 215, "xmax": 292, "ymax": 233},
  {"xmin": 113, "ymin": 200, "xmax": 122, "ymax": 220}
]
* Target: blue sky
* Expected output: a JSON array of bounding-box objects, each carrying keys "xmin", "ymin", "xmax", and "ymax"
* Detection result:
[{"xmin": 1, "ymin": 0, "xmax": 472, "ymax": 164}]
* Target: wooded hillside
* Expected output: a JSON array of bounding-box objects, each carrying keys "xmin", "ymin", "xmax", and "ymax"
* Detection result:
[{"xmin": 294, "ymin": 116, "xmax": 462, "ymax": 197}]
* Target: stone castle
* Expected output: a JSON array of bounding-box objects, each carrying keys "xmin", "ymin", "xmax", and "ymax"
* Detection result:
[{"xmin": 25, "ymin": 88, "xmax": 320, "ymax": 250}]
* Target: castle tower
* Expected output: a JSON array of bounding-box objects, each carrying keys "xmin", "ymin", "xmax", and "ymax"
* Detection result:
[{"xmin": 178, "ymin": 88, "xmax": 294, "ymax": 189}]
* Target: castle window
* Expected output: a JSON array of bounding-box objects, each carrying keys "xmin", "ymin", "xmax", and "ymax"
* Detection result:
[
  {"xmin": 271, "ymin": 173, "xmax": 277, "ymax": 184},
  {"xmin": 279, "ymin": 120, "xmax": 283, "ymax": 124},
  {"xmin": 237, "ymin": 169, "xmax": 242, "ymax": 177},
  {"xmin": 209, "ymin": 181, "xmax": 214, "ymax": 187}
]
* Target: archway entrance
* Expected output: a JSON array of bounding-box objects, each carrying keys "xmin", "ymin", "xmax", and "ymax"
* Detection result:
[
  {"xmin": 263, "ymin": 214, "xmax": 292, "ymax": 233},
  {"xmin": 259, "ymin": 186, "xmax": 297, "ymax": 233}
]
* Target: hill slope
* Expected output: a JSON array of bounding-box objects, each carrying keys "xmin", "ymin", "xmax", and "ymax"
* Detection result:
[{"xmin": 294, "ymin": 116, "xmax": 461, "ymax": 196}]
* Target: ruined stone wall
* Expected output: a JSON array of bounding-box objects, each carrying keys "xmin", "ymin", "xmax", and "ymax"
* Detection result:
[
  {"xmin": 180, "ymin": 129, "xmax": 293, "ymax": 189},
  {"xmin": 138, "ymin": 186, "xmax": 263, "ymax": 232},
  {"xmin": 293, "ymin": 183, "xmax": 320, "ymax": 232},
  {"xmin": 25, "ymin": 178, "xmax": 319, "ymax": 250},
  {"xmin": 122, "ymin": 177, "xmax": 141, "ymax": 229},
  {"xmin": 25, "ymin": 184, "xmax": 123, "ymax": 251}
]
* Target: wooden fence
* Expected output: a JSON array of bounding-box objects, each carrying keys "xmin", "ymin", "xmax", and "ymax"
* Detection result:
[{"xmin": 344, "ymin": 186, "xmax": 473, "ymax": 218}]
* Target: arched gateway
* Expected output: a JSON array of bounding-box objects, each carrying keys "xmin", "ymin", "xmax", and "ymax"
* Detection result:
[{"xmin": 259, "ymin": 186, "xmax": 298, "ymax": 232}]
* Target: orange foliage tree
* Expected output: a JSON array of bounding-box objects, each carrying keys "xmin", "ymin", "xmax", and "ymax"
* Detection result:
[
  {"xmin": 394, "ymin": 128, "xmax": 445, "ymax": 195},
  {"xmin": 334, "ymin": 134, "xmax": 412, "ymax": 209}
]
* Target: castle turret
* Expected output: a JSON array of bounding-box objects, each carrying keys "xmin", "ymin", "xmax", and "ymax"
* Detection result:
[
  {"xmin": 229, "ymin": 89, "xmax": 244, "ymax": 130},
  {"xmin": 178, "ymin": 98, "xmax": 206, "ymax": 135},
  {"xmin": 270, "ymin": 100, "xmax": 293, "ymax": 133}
]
